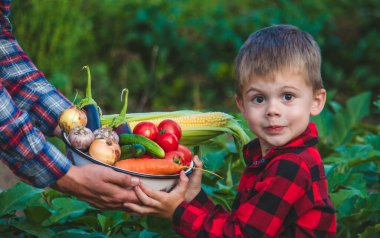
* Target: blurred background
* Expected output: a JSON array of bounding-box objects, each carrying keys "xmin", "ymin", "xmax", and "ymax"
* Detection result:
[{"xmin": 9, "ymin": 0, "xmax": 380, "ymax": 116}]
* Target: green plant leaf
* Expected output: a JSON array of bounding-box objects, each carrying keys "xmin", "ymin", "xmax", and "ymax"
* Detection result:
[
  {"xmin": 10, "ymin": 220, "xmax": 55, "ymax": 238},
  {"xmin": 0, "ymin": 182, "xmax": 43, "ymax": 216},
  {"xmin": 42, "ymin": 197, "xmax": 94, "ymax": 226},
  {"xmin": 337, "ymin": 144, "xmax": 373, "ymax": 160},
  {"xmin": 331, "ymin": 92, "xmax": 371, "ymax": 146},
  {"xmin": 24, "ymin": 206, "xmax": 51, "ymax": 224},
  {"xmin": 364, "ymin": 134, "xmax": 380, "ymax": 150},
  {"xmin": 346, "ymin": 92, "xmax": 372, "ymax": 124},
  {"xmin": 56, "ymin": 229, "xmax": 109, "ymax": 238},
  {"xmin": 358, "ymin": 223, "xmax": 380, "ymax": 238},
  {"xmin": 74, "ymin": 215, "xmax": 100, "ymax": 231}
]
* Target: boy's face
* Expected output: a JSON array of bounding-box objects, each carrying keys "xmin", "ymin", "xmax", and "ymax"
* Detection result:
[{"xmin": 236, "ymin": 69, "xmax": 326, "ymax": 155}]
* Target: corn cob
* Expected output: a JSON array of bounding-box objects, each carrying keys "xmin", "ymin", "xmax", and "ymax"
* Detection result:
[{"xmin": 127, "ymin": 112, "xmax": 232, "ymax": 131}]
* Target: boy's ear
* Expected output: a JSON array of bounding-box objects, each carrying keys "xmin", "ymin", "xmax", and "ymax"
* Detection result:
[
  {"xmin": 235, "ymin": 96, "xmax": 245, "ymax": 116},
  {"xmin": 235, "ymin": 95, "xmax": 245, "ymax": 114},
  {"xmin": 310, "ymin": 89, "xmax": 326, "ymax": 116}
]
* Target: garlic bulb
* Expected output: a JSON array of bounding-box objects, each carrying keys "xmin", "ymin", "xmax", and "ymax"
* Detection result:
[
  {"xmin": 68, "ymin": 126, "xmax": 95, "ymax": 150},
  {"xmin": 93, "ymin": 126, "xmax": 119, "ymax": 144}
]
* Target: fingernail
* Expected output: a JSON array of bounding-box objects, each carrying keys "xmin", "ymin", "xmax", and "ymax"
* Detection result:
[{"xmin": 131, "ymin": 177, "xmax": 139, "ymax": 186}]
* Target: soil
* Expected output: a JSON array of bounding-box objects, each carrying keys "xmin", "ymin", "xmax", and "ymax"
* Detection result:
[{"xmin": 0, "ymin": 163, "xmax": 20, "ymax": 191}]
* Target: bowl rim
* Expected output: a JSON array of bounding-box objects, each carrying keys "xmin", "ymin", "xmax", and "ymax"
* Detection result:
[{"xmin": 62, "ymin": 131, "xmax": 194, "ymax": 179}]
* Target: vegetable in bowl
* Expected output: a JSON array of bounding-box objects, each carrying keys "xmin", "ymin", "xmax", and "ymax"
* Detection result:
[{"xmin": 62, "ymin": 132, "xmax": 194, "ymax": 191}]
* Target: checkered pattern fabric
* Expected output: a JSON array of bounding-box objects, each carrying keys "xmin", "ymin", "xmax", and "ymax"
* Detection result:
[
  {"xmin": 0, "ymin": 0, "xmax": 72, "ymax": 188},
  {"xmin": 173, "ymin": 123, "xmax": 336, "ymax": 237}
]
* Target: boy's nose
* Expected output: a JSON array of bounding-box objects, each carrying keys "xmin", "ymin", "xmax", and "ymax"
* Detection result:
[{"xmin": 266, "ymin": 101, "xmax": 281, "ymax": 117}]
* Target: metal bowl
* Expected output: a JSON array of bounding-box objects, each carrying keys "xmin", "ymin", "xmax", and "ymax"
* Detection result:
[{"xmin": 62, "ymin": 132, "xmax": 193, "ymax": 191}]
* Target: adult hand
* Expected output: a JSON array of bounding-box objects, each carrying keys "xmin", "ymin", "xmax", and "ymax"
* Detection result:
[{"xmin": 52, "ymin": 164, "xmax": 140, "ymax": 210}]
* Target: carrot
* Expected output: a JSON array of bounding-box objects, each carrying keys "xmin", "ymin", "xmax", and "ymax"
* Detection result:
[{"xmin": 114, "ymin": 159, "xmax": 185, "ymax": 175}]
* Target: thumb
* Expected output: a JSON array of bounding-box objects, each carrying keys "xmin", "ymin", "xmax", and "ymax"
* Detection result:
[
  {"xmin": 191, "ymin": 155, "xmax": 203, "ymax": 178},
  {"xmin": 172, "ymin": 171, "xmax": 189, "ymax": 194}
]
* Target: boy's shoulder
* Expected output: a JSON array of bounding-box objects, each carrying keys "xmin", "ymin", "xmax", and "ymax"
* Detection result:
[{"xmin": 266, "ymin": 146, "xmax": 325, "ymax": 183}]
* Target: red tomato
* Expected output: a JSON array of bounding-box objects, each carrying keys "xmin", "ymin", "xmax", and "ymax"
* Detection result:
[
  {"xmin": 158, "ymin": 119, "xmax": 182, "ymax": 140},
  {"xmin": 155, "ymin": 133, "xmax": 179, "ymax": 152},
  {"xmin": 177, "ymin": 144, "xmax": 193, "ymax": 166},
  {"xmin": 133, "ymin": 122, "xmax": 159, "ymax": 140},
  {"xmin": 164, "ymin": 150, "xmax": 184, "ymax": 164}
]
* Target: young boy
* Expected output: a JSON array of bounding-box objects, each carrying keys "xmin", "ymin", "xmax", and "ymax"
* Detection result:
[{"xmin": 125, "ymin": 24, "xmax": 337, "ymax": 237}]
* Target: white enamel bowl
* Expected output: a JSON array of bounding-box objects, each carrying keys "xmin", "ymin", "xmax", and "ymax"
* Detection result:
[{"xmin": 62, "ymin": 132, "xmax": 194, "ymax": 191}]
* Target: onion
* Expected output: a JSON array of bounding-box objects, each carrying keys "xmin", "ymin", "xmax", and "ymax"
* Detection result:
[
  {"xmin": 68, "ymin": 126, "xmax": 95, "ymax": 150},
  {"xmin": 89, "ymin": 139, "xmax": 121, "ymax": 165},
  {"xmin": 59, "ymin": 106, "xmax": 87, "ymax": 133},
  {"xmin": 93, "ymin": 127, "xmax": 119, "ymax": 144}
]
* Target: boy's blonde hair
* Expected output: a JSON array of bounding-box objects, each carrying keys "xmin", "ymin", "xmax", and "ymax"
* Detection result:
[{"xmin": 234, "ymin": 24, "xmax": 323, "ymax": 99}]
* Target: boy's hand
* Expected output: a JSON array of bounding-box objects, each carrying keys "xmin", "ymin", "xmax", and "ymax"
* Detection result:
[
  {"xmin": 184, "ymin": 155, "xmax": 203, "ymax": 202},
  {"xmin": 124, "ymin": 171, "xmax": 189, "ymax": 219}
]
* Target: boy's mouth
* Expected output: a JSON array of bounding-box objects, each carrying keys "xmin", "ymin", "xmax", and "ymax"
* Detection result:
[{"xmin": 264, "ymin": 125, "xmax": 285, "ymax": 134}]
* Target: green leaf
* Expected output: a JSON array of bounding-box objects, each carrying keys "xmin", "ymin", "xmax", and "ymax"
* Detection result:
[
  {"xmin": 138, "ymin": 229, "xmax": 159, "ymax": 238},
  {"xmin": 364, "ymin": 133, "xmax": 380, "ymax": 150},
  {"xmin": 337, "ymin": 144, "xmax": 373, "ymax": 160},
  {"xmin": 0, "ymin": 182, "xmax": 43, "ymax": 216},
  {"xmin": 24, "ymin": 206, "xmax": 51, "ymax": 224},
  {"xmin": 331, "ymin": 92, "xmax": 371, "ymax": 146},
  {"xmin": 346, "ymin": 92, "xmax": 371, "ymax": 124},
  {"xmin": 358, "ymin": 223, "xmax": 380, "ymax": 238},
  {"xmin": 56, "ymin": 229, "xmax": 109, "ymax": 238},
  {"xmin": 10, "ymin": 220, "xmax": 55, "ymax": 238},
  {"xmin": 42, "ymin": 197, "xmax": 94, "ymax": 226},
  {"xmin": 74, "ymin": 215, "xmax": 100, "ymax": 230}
]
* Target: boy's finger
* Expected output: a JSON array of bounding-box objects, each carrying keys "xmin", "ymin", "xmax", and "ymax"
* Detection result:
[
  {"xmin": 191, "ymin": 156, "xmax": 203, "ymax": 178},
  {"xmin": 134, "ymin": 185, "xmax": 158, "ymax": 207},
  {"xmin": 172, "ymin": 171, "xmax": 189, "ymax": 194},
  {"xmin": 124, "ymin": 202, "xmax": 155, "ymax": 215},
  {"xmin": 139, "ymin": 182, "xmax": 165, "ymax": 201},
  {"xmin": 193, "ymin": 155, "xmax": 203, "ymax": 168}
]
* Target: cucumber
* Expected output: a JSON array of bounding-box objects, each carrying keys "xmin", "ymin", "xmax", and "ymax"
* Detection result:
[
  {"xmin": 119, "ymin": 133, "xmax": 165, "ymax": 158},
  {"xmin": 120, "ymin": 143, "xmax": 146, "ymax": 159}
]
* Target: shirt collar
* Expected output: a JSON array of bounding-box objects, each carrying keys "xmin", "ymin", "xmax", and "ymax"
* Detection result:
[{"xmin": 243, "ymin": 122, "xmax": 319, "ymax": 167}]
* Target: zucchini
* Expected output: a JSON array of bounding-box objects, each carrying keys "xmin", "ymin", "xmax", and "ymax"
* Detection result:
[
  {"xmin": 119, "ymin": 134, "xmax": 165, "ymax": 158},
  {"xmin": 120, "ymin": 143, "xmax": 146, "ymax": 159}
]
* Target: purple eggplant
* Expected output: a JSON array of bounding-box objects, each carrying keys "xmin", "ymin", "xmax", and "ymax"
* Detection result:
[{"xmin": 110, "ymin": 88, "xmax": 132, "ymax": 135}]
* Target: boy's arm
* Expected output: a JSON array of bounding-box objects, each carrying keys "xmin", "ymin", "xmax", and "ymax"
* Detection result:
[{"xmin": 172, "ymin": 156, "xmax": 320, "ymax": 238}]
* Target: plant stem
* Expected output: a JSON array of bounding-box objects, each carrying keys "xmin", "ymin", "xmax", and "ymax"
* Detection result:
[{"xmin": 347, "ymin": 156, "xmax": 380, "ymax": 167}]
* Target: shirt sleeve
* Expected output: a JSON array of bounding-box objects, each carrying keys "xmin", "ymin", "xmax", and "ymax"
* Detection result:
[
  {"xmin": 172, "ymin": 156, "xmax": 312, "ymax": 238},
  {"xmin": 0, "ymin": 2, "xmax": 73, "ymax": 188}
]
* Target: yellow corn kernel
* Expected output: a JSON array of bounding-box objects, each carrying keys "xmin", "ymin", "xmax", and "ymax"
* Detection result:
[{"xmin": 128, "ymin": 112, "xmax": 232, "ymax": 131}]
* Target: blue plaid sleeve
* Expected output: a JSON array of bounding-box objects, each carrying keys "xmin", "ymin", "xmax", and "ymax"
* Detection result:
[{"xmin": 0, "ymin": 2, "xmax": 73, "ymax": 188}]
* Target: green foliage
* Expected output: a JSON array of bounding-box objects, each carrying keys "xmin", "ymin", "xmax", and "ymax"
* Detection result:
[{"xmin": 9, "ymin": 0, "xmax": 380, "ymax": 113}]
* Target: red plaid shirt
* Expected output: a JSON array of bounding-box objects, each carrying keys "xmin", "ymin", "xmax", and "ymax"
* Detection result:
[{"xmin": 173, "ymin": 123, "xmax": 336, "ymax": 237}]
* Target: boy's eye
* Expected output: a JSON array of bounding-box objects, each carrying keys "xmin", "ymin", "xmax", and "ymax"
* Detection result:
[
  {"xmin": 253, "ymin": 95, "xmax": 265, "ymax": 103},
  {"xmin": 283, "ymin": 93, "xmax": 294, "ymax": 101}
]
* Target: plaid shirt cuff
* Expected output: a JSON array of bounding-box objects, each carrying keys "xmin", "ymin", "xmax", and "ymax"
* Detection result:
[{"xmin": 15, "ymin": 140, "xmax": 72, "ymax": 188}]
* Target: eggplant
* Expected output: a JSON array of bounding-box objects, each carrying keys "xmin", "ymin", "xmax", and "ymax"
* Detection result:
[
  {"xmin": 110, "ymin": 88, "xmax": 132, "ymax": 135},
  {"xmin": 83, "ymin": 104, "xmax": 101, "ymax": 131},
  {"xmin": 77, "ymin": 66, "xmax": 101, "ymax": 131}
]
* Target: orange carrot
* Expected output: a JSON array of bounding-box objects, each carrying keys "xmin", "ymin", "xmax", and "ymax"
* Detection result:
[{"xmin": 114, "ymin": 159, "xmax": 185, "ymax": 175}]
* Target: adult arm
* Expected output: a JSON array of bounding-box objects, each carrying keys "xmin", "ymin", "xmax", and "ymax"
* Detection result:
[{"xmin": 0, "ymin": 1, "xmax": 140, "ymax": 209}]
